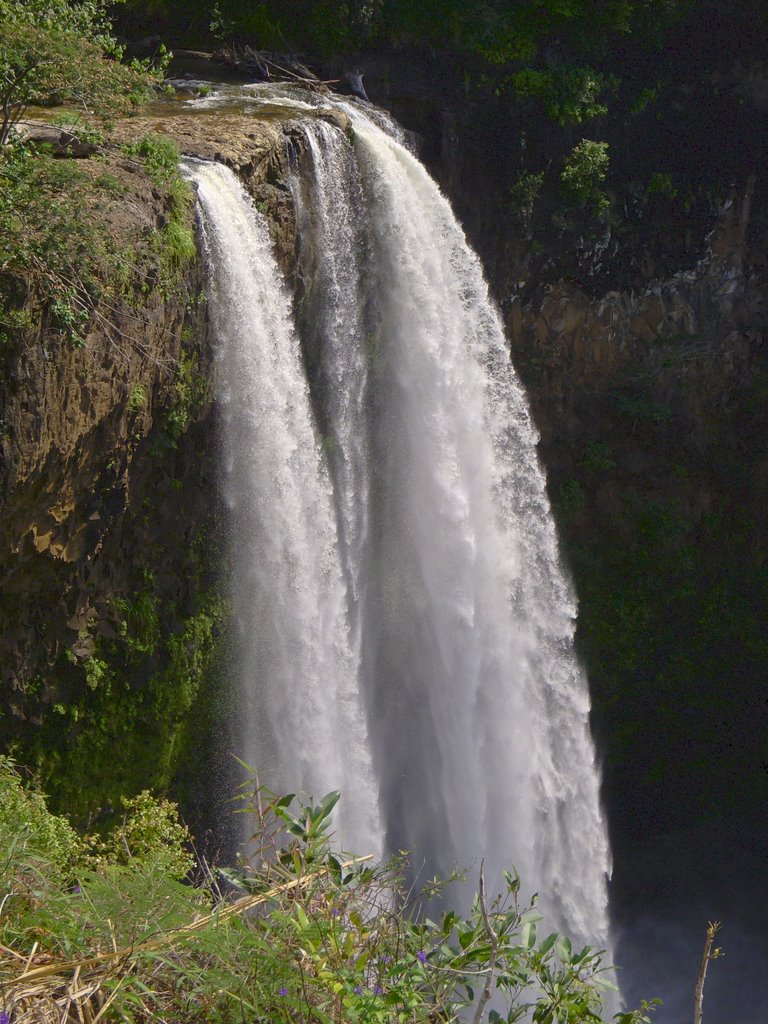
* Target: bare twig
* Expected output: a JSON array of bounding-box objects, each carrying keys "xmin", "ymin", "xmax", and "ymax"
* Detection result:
[{"xmin": 693, "ymin": 921, "xmax": 722, "ymax": 1024}]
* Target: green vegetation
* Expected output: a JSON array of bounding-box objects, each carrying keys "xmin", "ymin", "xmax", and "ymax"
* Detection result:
[
  {"xmin": 0, "ymin": 0, "xmax": 161, "ymax": 146},
  {"xmin": 161, "ymin": 346, "xmax": 210, "ymax": 442},
  {"xmin": 510, "ymin": 66, "xmax": 608, "ymax": 127},
  {"xmin": 0, "ymin": 763, "xmax": 656, "ymax": 1024},
  {"xmin": 0, "ymin": 147, "xmax": 113, "ymax": 349},
  {"xmin": 545, "ymin": 350, "xmax": 768, "ymax": 918},
  {"xmin": 508, "ymin": 171, "xmax": 544, "ymax": 225},
  {"xmin": 0, "ymin": 133, "xmax": 195, "ymax": 370},
  {"xmin": 121, "ymin": 134, "xmax": 197, "ymax": 281},
  {"xmin": 22, "ymin": 580, "xmax": 228, "ymax": 819},
  {"xmin": 127, "ymin": 382, "xmax": 149, "ymax": 411},
  {"xmin": 149, "ymin": 0, "xmax": 682, "ymax": 57},
  {"xmin": 559, "ymin": 140, "xmax": 610, "ymax": 218},
  {"xmin": 0, "ymin": 2, "xmax": 187, "ymax": 366}
]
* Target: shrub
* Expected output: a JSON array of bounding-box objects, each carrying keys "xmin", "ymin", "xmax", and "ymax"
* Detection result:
[
  {"xmin": 0, "ymin": 757, "xmax": 82, "ymax": 877},
  {"xmin": 1, "ymin": 779, "xmax": 652, "ymax": 1024},
  {"xmin": 560, "ymin": 139, "xmax": 610, "ymax": 217},
  {"xmin": 512, "ymin": 66, "xmax": 608, "ymax": 126},
  {"xmin": 0, "ymin": 0, "xmax": 159, "ymax": 146},
  {"xmin": 509, "ymin": 170, "xmax": 545, "ymax": 222},
  {"xmin": 91, "ymin": 790, "xmax": 194, "ymax": 878}
]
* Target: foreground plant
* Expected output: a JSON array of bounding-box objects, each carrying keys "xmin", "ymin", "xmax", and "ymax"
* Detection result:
[{"xmin": 0, "ymin": 760, "xmax": 654, "ymax": 1023}]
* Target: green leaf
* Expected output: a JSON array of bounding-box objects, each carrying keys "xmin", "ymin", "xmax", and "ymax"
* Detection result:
[
  {"xmin": 538, "ymin": 932, "xmax": 558, "ymax": 957},
  {"xmin": 521, "ymin": 921, "xmax": 537, "ymax": 948},
  {"xmin": 503, "ymin": 869, "xmax": 521, "ymax": 893},
  {"xmin": 319, "ymin": 790, "xmax": 341, "ymax": 820}
]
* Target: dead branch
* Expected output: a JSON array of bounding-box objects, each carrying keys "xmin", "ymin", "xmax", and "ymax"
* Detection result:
[{"xmin": 693, "ymin": 921, "xmax": 722, "ymax": 1024}]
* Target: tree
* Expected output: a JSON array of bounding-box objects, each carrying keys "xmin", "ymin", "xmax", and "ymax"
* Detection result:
[{"xmin": 0, "ymin": 0, "xmax": 158, "ymax": 146}]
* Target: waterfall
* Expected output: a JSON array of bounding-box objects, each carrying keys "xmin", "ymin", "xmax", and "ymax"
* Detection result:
[
  {"xmin": 185, "ymin": 96, "xmax": 613, "ymax": 967},
  {"xmin": 183, "ymin": 158, "xmax": 382, "ymax": 857}
]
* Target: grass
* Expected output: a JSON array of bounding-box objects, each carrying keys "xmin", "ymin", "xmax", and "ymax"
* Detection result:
[{"xmin": 0, "ymin": 131, "xmax": 198, "ymax": 369}]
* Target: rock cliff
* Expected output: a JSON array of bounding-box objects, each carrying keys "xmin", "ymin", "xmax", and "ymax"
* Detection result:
[{"xmin": 0, "ymin": 110, "xmax": 306, "ymax": 820}]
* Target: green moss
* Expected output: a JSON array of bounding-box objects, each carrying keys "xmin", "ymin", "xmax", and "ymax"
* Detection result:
[
  {"xmin": 18, "ymin": 580, "xmax": 229, "ymax": 823},
  {"xmin": 161, "ymin": 348, "xmax": 210, "ymax": 444}
]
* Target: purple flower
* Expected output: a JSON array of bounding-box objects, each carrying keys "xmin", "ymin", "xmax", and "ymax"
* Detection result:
[
  {"xmin": 331, "ymin": 908, "xmax": 340, "ymax": 917},
  {"xmin": 380, "ymin": 955, "xmax": 392, "ymax": 964},
  {"xmin": 354, "ymin": 984, "xmax": 363, "ymax": 995},
  {"xmin": 417, "ymin": 949, "xmax": 427, "ymax": 964},
  {"xmin": 373, "ymin": 985, "xmax": 383, "ymax": 996},
  {"xmin": 278, "ymin": 987, "xmax": 288, "ymax": 997},
  {"xmin": 0, "ymin": 1011, "xmax": 9, "ymax": 1024}
]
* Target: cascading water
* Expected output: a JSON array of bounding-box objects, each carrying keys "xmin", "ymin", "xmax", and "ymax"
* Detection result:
[
  {"xmin": 184, "ymin": 157, "xmax": 382, "ymax": 858},
  {"xmin": 186, "ymin": 93, "xmax": 613, "ymax": 972}
]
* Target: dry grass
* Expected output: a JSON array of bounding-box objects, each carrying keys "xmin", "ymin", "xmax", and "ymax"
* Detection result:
[{"xmin": 1, "ymin": 856, "xmax": 372, "ymax": 1024}]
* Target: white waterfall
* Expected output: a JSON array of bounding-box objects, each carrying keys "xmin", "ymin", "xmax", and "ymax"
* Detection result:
[
  {"xmin": 183, "ymin": 158, "xmax": 382, "ymax": 857},
  {"xmin": 186, "ymin": 95, "xmax": 613, "ymax": 972}
]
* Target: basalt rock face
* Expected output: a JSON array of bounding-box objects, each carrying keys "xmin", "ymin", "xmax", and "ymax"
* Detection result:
[
  {"xmin": 518, "ymin": 216, "xmax": 768, "ymax": 1024},
  {"xmin": 0, "ymin": 270, "xmax": 208, "ymax": 690},
  {"xmin": 0, "ymin": 224, "xmax": 217, "ymax": 818},
  {"xmin": 0, "ymin": 112, "xmax": 305, "ymax": 821}
]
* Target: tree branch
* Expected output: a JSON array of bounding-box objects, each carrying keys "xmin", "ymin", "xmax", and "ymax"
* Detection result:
[{"xmin": 472, "ymin": 861, "xmax": 500, "ymax": 1024}]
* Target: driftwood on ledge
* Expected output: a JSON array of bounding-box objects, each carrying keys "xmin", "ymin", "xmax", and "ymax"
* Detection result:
[{"xmin": 214, "ymin": 46, "xmax": 338, "ymax": 93}]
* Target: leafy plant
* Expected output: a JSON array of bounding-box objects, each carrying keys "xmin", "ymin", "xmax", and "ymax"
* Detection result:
[
  {"xmin": 122, "ymin": 134, "xmax": 184, "ymax": 185},
  {"xmin": 512, "ymin": 66, "xmax": 608, "ymax": 126},
  {"xmin": 509, "ymin": 170, "xmax": 545, "ymax": 224},
  {"xmin": 645, "ymin": 172, "xmax": 677, "ymax": 200},
  {"xmin": 0, "ymin": 757, "xmax": 82, "ymax": 877},
  {"xmin": 582, "ymin": 441, "xmax": 617, "ymax": 473},
  {"xmin": 122, "ymin": 136, "xmax": 197, "ymax": 281},
  {"xmin": 89, "ymin": 789, "xmax": 194, "ymax": 878},
  {"xmin": 127, "ymin": 382, "xmax": 149, "ymax": 412},
  {"xmin": 161, "ymin": 348, "xmax": 209, "ymax": 442},
  {"xmin": 114, "ymin": 588, "xmax": 161, "ymax": 660},
  {"xmin": 0, "ymin": 764, "xmax": 658, "ymax": 1024},
  {"xmin": 560, "ymin": 139, "xmax": 610, "ymax": 218},
  {"xmin": 0, "ymin": 0, "xmax": 157, "ymax": 146}
]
